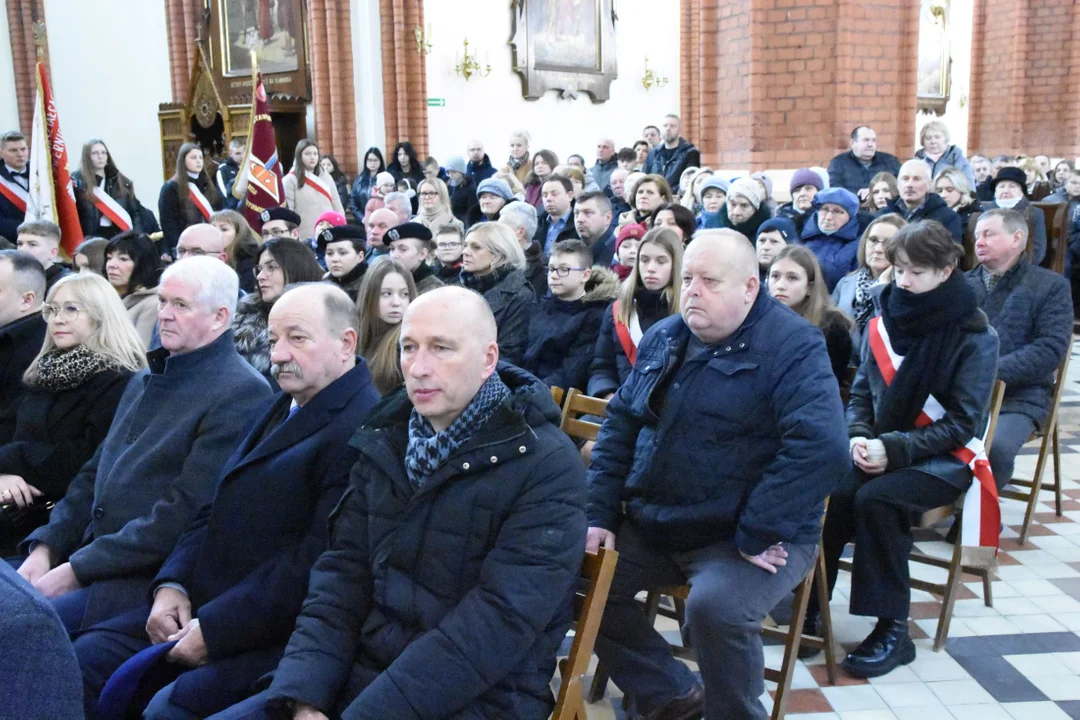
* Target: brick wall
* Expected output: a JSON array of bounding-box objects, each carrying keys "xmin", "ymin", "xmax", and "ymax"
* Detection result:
[
  {"xmin": 7, "ymin": 0, "xmax": 46, "ymax": 134},
  {"xmin": 681, "ymin": 0, "xmax": 918, "ymax": 170},
  {"xmin": 310, "ymin": 0, "xmax": 359, "ymax": 174},
  {"xmin": 969, "ymin": 0, "xmax": 1080, "ymax": 158},
  {"xmin": 164, "ymin": 0, "xmax": 201, "ymax": 104},
  {"xmin": 380, "ymin": 0, "xmax": 428, "ymax": 158}
]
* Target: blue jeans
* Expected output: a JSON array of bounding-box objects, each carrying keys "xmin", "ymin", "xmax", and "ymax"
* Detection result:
[{"xmin": 592, "ymin": 521, "xmax": 816, "ymax": 720}]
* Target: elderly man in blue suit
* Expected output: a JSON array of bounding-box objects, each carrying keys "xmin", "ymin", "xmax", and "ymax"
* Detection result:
[{"xmin": 73, "ymin": 283, "xmax": 380, "ymax": 720}]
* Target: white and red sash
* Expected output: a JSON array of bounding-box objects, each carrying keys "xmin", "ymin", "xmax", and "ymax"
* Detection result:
[
  {"xmin": 188, "ymin": 184, "xmax": 213, "ymax": 221},
  {"xmin": 91, "ymin": 186, "xmax": 132, "ymax": 231},
  {"xmin": 868, "ymin": 316, "xmax": 999, "ymax": 555},
  {"xmin": 0, "ymin": 174, "xmax": 29, "ymax": 213},
  {"xmin": 289, "ymin": 170, "xmax": 334, "ymax": 205}
]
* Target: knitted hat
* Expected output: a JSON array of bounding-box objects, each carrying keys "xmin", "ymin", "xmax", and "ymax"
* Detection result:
[
  {"xmin": 375, "ymin": 171, "xmax": 395, "ymax": 187},
  {"xmin": 260, "ymin": 207, "xmax": 302, "ymax": 226},
  {"xmin": 991, "ymin": 166, "xmax": 1029, "ymax": 197},
  {"xmin": 812, "ymin": 187, "xmax": 860, "ymax": 219},
  {"xmin": 615, "ymin": 223, "xmax": 647, "ymax": 252},
  {"xmin": 751, "ymin": 171, "xmax": 774, "ymax": 200},
  {"xmin": 444, "ymin": 155, "xmax": 467, "ymax": 175},
  {"xmin": 697, "ymin": 176, "xmax": 730, "ymax": 202},
  {"xmin": 317, "ymin": 224, "xmax": 366, "ymax": 250},
  {"xmin": 385, "ymin": 222, "xmax": 434, "ymax": 245},
  {"xmin": 476, "ymin": 177, "xmax": 513, "ymax": 201},
  {"xmin": 315, "ymin": 211, "xmax": 347, "ymax": 228},
  {"xmin": 728, "ymin": 177, "xmax": 765, "ymax": 210},
  {"xmin": 789, "ymin": 168, "xmax": 824, "ymax": 194},
  {"xmin": 756, "ymin": 216, "xmax": 797, "ymax": 243}
]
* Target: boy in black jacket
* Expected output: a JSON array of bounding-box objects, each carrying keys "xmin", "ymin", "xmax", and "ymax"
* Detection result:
[{"xmin": 522, "ymin": 239, "xmax": 619, "ymax": 390}]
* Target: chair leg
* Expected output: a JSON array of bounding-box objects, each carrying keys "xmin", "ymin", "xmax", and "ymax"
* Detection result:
[
  {"xmin": 1019, "ymin": 431, "xmax": 1053, "ymax": 545},
  {"xmin": 813, "ymin": 550, "xmax": 839, "ymax": 685},
  {"xmin": 772, "ymin": 569, "xmax": 814, "ymax": 720},
  {"xmin": 586, "ymin": 664, "xmax": 609, "ymax": 704},
  {"xmin": 934, "ymin": 531, "xmax": 966, "ymax": 652},
  {"xmin": 1053, "ymin": 424, "xmax": 1063, "ymax": 517},
  {"xmin": 982, "ymin": 568, "xmax": 993, "ymax": 608}
]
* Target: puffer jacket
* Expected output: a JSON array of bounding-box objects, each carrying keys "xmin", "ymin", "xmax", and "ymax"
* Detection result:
[
  {"xmin": 800, "ymin": 212, "xmax": 862, "ymax": 292},
  {"xmin": 967, "ymin": 261, "xmax": 1071, "ymax": 429},
  {"xmin": 847, "ymin": 304, "xmax": 999, "ymax": 490},
  {"xmin": 263, "ymin": 364, "xmax": 586, "ymax": 720},
  {"xmin": 587, "ymin": 293, "xmax": 849, "ymax": 554},
  {"xmin": 877, "ymin": 192, "xmax": 964, "ymax": 241},
  {"xmin": 916, "ymin": 145, "xmax": 976, "ymax": 188}
]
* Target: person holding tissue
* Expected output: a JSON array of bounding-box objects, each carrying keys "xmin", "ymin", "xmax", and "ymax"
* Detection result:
[{"xmin": 809, "ymin": 219, "xmax": 999, "ymax": 679}]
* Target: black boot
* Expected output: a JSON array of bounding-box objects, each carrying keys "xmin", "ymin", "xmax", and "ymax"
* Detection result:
[
  {"xmin": 841, "ymin": 618, "xmax": 915, "ymax": 678},
  {"xmin": 798, "ymin": 610, "xmax": 822, "ymax": 659}
]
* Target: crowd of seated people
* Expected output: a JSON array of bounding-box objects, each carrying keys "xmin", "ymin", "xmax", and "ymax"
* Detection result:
[{"xmin": 0, "ymin": 116, "xmax": 1076, "ymax": 719}]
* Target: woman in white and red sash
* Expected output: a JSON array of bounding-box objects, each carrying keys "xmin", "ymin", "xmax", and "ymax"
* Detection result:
[
  {"xmin": 157, "ymin": 143, "xmax": 222, "ymax": 261},
  {"xmin": 809, "ymin": 220, "xmax": 1000, "ymax": 679},
  {"xmin": 72, "ymin": 139, "xmax": 146, "ymax": 240},
  {"xmin": 283, "ymin": 139, "xmax": 344, "ymax": 241}
]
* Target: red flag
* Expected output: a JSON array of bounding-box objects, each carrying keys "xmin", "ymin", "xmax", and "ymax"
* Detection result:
[
  {"xmin": 33, "ymin": 62, "xmax": 82, "ymax": 257},
  {"xmin": 236, "ymin": 72, "xmax": 285, "ymax": 232}
]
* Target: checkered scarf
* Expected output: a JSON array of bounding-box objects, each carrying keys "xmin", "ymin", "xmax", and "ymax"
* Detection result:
[{"xmin": 405, "ymin": 373, "xmax": 511, "ymax": 490}]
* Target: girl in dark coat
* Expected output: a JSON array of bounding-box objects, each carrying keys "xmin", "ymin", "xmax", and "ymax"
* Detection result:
[
  {"xmin": 72, "ymin": 139, "xmax": 145, "ymax": 239},
  {"xmin": 157, "ymin": 143, "xmax": 222, "ymax": 259},
  {"xmin": 320, "ymin": 154, "xmax": 351, "ymax": 216},
  {"xmin": 458, "ymin": 223, "xmax": 535, "ymax": 366},
  {"xmin": 387, "ymin": 141, "xmax": 424, "ymax": 186},
  {"xmin": 350, "ymin": 147, "xmax": 385, "ymax": 219},
  {"xmin": 811, "ymin": 220, "xmax": 999, "ymax": 679},
  {"xmin": 0, "ymin": 272, "xmax": 145, "ymax": 543}
]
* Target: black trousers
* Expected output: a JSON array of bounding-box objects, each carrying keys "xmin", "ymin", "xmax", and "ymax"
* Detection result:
[{"xmin": 813, "ymin": 468, "xmax": 961, "ymax": 620}]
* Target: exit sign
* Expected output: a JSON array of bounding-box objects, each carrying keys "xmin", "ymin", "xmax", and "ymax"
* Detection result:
[{"xmin": 427, "ymin": 98, "xmax": 446, "ymax": 107}]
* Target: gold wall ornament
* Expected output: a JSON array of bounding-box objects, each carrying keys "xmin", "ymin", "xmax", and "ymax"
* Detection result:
[
  {"xmin": 455, "ymin": 39, "xmax": 491, "ymax": 81},
  {"xmin": 641, "ymin": 56, "xmax": 668, "ymax": 91},
  {"xmin": 414, "ymin": 24, "xmax": 433, "ymax": 56}
]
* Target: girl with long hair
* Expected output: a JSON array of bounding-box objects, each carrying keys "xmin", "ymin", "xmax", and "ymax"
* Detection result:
[
  {"xmin": 416, "ymin": 178, "xmax": 464, "ymax": 235},
  {"xmin": 862, "ymin": 172, "xmax": 899, "ymax": 213},
  {"xmin": 284, "ymin": 139, "xmax": 345, "ymax": 240},
  {"xmin": 388, "ymin": 141, "xmax": 424, "ymax": 186},
  {"xmin": 157, "ymin": 143, "xmax": 222, "ymax": 259},
  {"xmin": 350, "ymin": 147, "xmax": 386, "ymax": 218},
  {"xmin": 524, "ymin": 149, "xmax": 559, "ymax": 209},
  {"xmin": 356, "ymin": 259, "xmax": 418, "ymax": 395},
  {"xmin": 210, "ymin": 209, "xmax": 262, "ymax": 293},
  {"xmin": 72, "ymin": 138, "xmax": 145, "ymax": 239}
]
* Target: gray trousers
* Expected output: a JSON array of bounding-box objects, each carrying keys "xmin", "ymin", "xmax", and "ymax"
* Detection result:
[
  {"xmin": 989, "ymin": 412, "xmax": 1036, "ymax": 489},
  {"xmin": 593, "ymin": 521, "xmax": 816, "ymax": 720}
]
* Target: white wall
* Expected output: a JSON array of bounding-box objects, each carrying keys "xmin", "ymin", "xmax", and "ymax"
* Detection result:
[
  {"xmin": 0, "ymin": 0, "xmax": 19, "ymax": 132},
  {"xmin": 43, "ymin": 0, "xmax": 172, "ymax": 214},
  {"xmin": 422, "ymin": 0, "xmax": 679, "ymax": 164},
  {"xmin": 352, "ymin": 0, "xmax": 386, "ymax": 165}
]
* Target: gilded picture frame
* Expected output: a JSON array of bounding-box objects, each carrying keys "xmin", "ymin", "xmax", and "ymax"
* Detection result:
[{"xmin": 917, "ymin": 0, "xmax": 952, "ymax": 115}]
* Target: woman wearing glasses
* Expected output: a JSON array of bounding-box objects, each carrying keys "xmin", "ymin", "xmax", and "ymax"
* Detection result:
[
  {"xmin": 800, "ymin": 187, "xmax": 865, "ymax": 293},
  {"xmin": 415, "ymin": 178, "xmax": 464, "ymax": 235},
  {"xmin": 104, "ymin": 231, "xmax": 162, "ymax": 349},
  {"xmin": 0, "ymin": 273, "xmax": 145, "ymax": 543},
  {"xmin": 233, "ymin": 238, "xmax": 324, "ymax": 379}
]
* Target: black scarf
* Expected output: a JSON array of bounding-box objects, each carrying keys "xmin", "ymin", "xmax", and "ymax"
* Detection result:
[
  {"xmin": 634, "ymin": 287, "xmax": 670, "ymax": 333},
  {"xmin": 412, "ymin": 262, "xmax": 436, "ymax": 287},
  {"xmin": 459, "ymin": 265, "xmax": 512, "ymax": 294},
  {"xmin": 874, "ymin": 270, "xmax": 979, "ymax": 435}
]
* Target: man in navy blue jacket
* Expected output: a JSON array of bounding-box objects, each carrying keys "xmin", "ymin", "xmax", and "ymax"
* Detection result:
[
  {"xmin": 827, "ymin": 126, "xmax": 901, "ymax": 199},
  {"xmin": 72, "ymin": 284, "xmax": 380, "ymax": 719},
  {"xmin": 587, "ymin": 230, "xmax": 849, "ymax": 720}
]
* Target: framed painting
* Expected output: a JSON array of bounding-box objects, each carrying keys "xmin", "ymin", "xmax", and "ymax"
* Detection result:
[
  {"xmin": 510, "ymin": 0, "xmax": 618, "ymax": 102},
  {"xmin": 917, "ymin": 0, "xmax": 951, "ymax": 115},
  {"xmin": 218, "ymin": 0, "xmax": 303, "ymax": 77}
]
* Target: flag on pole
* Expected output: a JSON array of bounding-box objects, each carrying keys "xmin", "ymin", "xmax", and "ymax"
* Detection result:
[
  {"xmin": 25, "ymin": 61, "xmax": 82, "ymax": 256},
  {"xmin": 236, "ymin": 64, "xmax": 285, "ymax": 232}
]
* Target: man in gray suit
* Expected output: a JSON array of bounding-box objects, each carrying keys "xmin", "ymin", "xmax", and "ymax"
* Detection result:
[{"xmin": 16, "ymin": 257, "xmax": 273, "ymax": 633}]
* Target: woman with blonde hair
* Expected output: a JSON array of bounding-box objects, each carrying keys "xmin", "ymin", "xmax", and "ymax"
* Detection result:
[
  {"xmin": 933, "ymin": 168, "xmax": 980, "ymax": 225},
  {"xmin": 356, "ymin": 259, "xmax": 418, "ymax": 395},
  {"xmin": 210, "ymin": 209, "xmax": 261, "ymax": 293},
  {"xmin": 284, "ymin": 139, "xmax": 346, "ymax": 240},
  {"xmin": 415, "ymin": 178, "xmax": 464, "ymax": 235},
  {"xmin": 458, "ymin": 222, "xmax": 534, "ymax": 365},
  {"xmin": 1016, "ymin": 155, "xmax": 1051, "ymax": 201},
  {"xmin": 506, "ymin": 130, "xmax": 532, "ymax": 186},
  {"xmin": 0, "ymin": 272, "xmax": 145, "ymax": 541},
  {"xmin": 680, "ymin": 167, "xmax": 714, "ymax": 213}
]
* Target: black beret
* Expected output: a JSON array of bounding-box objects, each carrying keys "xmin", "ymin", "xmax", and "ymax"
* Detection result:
[
  {"xmin": 259, "ymin": 207, "xmax": 302, "ymax": 226},
  {"xmin": 990, "ymin": 166, "xmax": 1029, "ymax": 198},
  {"xmin": 317, "ymin": 224, "xmax": 367, "ymax": 250},
  {"xmin": 384, "ymin": 222, "xmax": 434, "ymax": 245}
]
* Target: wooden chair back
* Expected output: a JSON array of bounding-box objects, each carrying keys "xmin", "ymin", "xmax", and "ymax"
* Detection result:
[
  {"xmin": 1033, "ymin": 201, "xmax": 1068, "ymax": 274},
  {"xmin": 550, "ymin": 386, "xmax": 565, "ymax": 409},
  {"xmin": 559, "ymin": 388, "xmax": 610, "ymax": 442},
  {"xmin": 552, "ymin": 548, "xmax": 619, "ymax": 720}
]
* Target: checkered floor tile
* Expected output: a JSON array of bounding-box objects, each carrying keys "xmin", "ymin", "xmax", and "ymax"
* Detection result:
[{"xmin": 565, "ymin": 340, "xmax": 1080, "ymax": 719}]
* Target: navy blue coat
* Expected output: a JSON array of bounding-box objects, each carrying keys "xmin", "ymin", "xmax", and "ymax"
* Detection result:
[
  {"xmin": 0, "ymin": 312, "xmax": 46, "ymax": 420},
  {"xmin": 466, "ymin": 154, "xmax": 497, "ymax": 186},
  {"xmin": 0, "ymin": 163, "xmax": 29, "ymax": 240},
  {"xmin": 979, "ymin": 199, "xmax": 1047, "ymax": 266},
  {"xmin": 827, "ymin": 150, "xmax": 901, "ymax": 195},
  {"xmin": 877, "ymin": 193, "xmax": 964, "ymax": 241},
  {"xmin": 587, "ymin": 294, "xmax": 850, "ymax": 554},
  {"xmin": 264, "ymin": 364, "xmax": 587, "ymax": 720},
  {"xmin": 0, "ymin": 562, "xmax": 83, "ymax": 719},
  {"xmin": 800, "ymin": 212, "xmax": 863, "ymax": 292},
  {"xmin": 642, "ymin": 138, "xmax": 701, "ymax": 193},
  {"xmin": 967, "ymin": 262, "xmax": 1071, "ymax": 429}
]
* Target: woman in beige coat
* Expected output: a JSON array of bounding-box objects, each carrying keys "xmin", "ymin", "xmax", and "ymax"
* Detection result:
[
  {"xmin": 284, "ymin": 139, "xmax": 345, "ymax": 239},
  {"xmin": 103, "ymin": 231, "xmax": 161, "ymax": 349}
]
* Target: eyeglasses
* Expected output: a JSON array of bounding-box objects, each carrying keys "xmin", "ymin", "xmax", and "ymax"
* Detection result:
[
  {"xmin": 254, "ymin": 262, "xmax": 282, "ymax": 276},
  {"xmin": 261, "ymin": 227, "xmax": 293, "ymax": 239},
  {"xmin": 176, "ymin": 246, "xmax": 209, "ymax": 258},
  {"xmin": 548, "ymin": 266, "xmax": 587, "ymax": 277},
  {"xmin": 419, "ymin": 191, "xmax": 439, "ymax": 198},
  {"xmin": 436, "ymin": 242, "xmax": 462, "ymax": 250},
  {"xmin": 818, "ymin": 207, "xmax": 849, "ymax": 217},
  {"xmin": 42, "ymin": 302, "xmax": 83, "ymax": 322}
]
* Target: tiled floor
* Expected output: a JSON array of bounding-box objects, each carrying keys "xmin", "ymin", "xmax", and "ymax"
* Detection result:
[{"xmin": 570, "ymin": 340, "xmax": 1080, "ymax": 719}]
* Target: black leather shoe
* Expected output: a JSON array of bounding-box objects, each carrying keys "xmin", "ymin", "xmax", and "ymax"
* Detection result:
[
  {"xmin": 643, "ymin": 683, "xmax": 705, "ymax": 720},
  {"xmin": 841, "ymin": 618, "xmax": 916, "ymax": 678},
  {"xmin": 798, "ymin": 610, "xmax": 823, "ymax": 659}
]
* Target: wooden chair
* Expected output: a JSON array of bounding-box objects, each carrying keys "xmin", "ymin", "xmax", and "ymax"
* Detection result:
[
  {"xmin": 552, "ymin": 548, "xmax": 619, "ymax": 720},
  {"xmin": 1033, "ymin": 201, "xmax": 1068, "ymax": 275},
  {"xmin": 838, "ymin": 379, "xmax": 1006, "ymax": 651},
  {"xmin": 1000, "ymin": 351, "xmax": 1071, "ymax": 544},
  {"xmin": 550, "ymin": 386, "xmax": 565, "ymax": 409},
  {"xmin": 559, "ymin": 388, "xmax": 609, "ymax": 442}
]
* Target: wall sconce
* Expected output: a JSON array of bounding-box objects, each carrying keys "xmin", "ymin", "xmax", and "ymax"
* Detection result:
[
  {"xmin": 641, "ymin": 56, "xmax": 669, "ymax": 91},
  {"xmin": 455, "ymin": 38, "xmax": 491, "ymax": 81},
  {"xmin": 414, "ymin": 24, "xmax": 432, "ymax": 56}
]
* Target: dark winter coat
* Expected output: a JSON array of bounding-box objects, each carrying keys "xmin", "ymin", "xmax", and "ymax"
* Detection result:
[
  {"xmin": 466, "ymin": 154, "xmax": 497, "ymax": 186},
  {"xmin": 448, "ymin": 176, "xmax": 478, "ymax": 223},
  {"xmin": 72, "ymin": 169, "xmax": 146, "ymax": 239},
  {"xmin": 461, "ymin": 268, "xmax": 535, "ymax": 366},
  {"xmin": 435, "ymin": 260, "xmax": 462, "ymax": 284},
  {"xmin": 877, "ymin": 192, "xmax": 963, "ymax": 241},
  {"xmin": 0, "ymin": 367, "xmax": 132, "ymax": 499},
  {"xmin": 215, "ymin": 158, "xmax": 242, "ymax": 210},
  {"xmin": 967, "ymin": 261, "xmax": 1072, "ymax": 429},
  {"xmin": 0, "ymin": 163, "xmax": 29, "ymax": 241},
  {"xmin": 523, "ymin": 267, "xmax": 620, "ymax": 390},
  {"xmin": 0, "ymin": 312, "xmax": 46, "ymax": 419},
  {"xmin": 800, "ymin": 211, "xmax": 863, "ymax": 292},
  {"xmin": 533, "ymin": 208, "xmax": 579, "ymax": 256},
  {"xmin": 706, "ymin": 202, "xmax": 773, "ymax": 240},
  {"xmin": 588, "ymin": 227, "xmax": 617, "ymax": 269},
  {"xmin": 848, "ymin": 305, "xmax": 999, "ymax": 490},
  {"xmin": 587, "ymin": 293, "xmax": 849, "ymax": 554},
  {"xmin": 349, "ymin": 173, "xmax": 379, "ymax": 219},
  {"xmin": 326, "ymin": 262, "xmax": 368, "ymax": 303},
  {"xmin": 775, "ymin": 203, "xmax": 810, "ymax": 235},
  {"xmin": 232, "ymin": 292, "xmax": 272, "ymax": 376},
  {"xmin": 587, "ymin": 288, "xmax": 672, "ymax": 398},
  {"xmin": 44, "ymin": 263, "xmax": 73, "ymax": 294},
  {"xmin": 464, "ymin": 203, "xmax": 499, "ymax": 231},
  {"xmin": 263, "ymin": 364, "xmax": 586, "ymax": 720},
  {"xmin": 158, "ymin": 176, "xmax": 222, "ymax": 256},
  {"xmin": 642, "ymin": 138, "xmax": 701, "ymax": 193},
  {"xmin": 387, "ymin": 162, "xmax": 424, "ymax": 187},
  {"xmin": 523, "ymin": 241, "xmax": 549, "ymax": 299},
  {"xmin": 827, "ymin": 150, "xmax": 902, "ymax": 195},
  {"xmin": 22, "ymin": 332, "xmax": 272, "ymax": 630},
  {"xmin": 978, "ymin": 198, "xmax": 1047, "ymax": 265}
]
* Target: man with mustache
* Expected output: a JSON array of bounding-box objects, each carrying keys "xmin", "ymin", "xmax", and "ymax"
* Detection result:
[{"xmin": 72, "ymin": 283, "xmax": 380, "ymax": 719}]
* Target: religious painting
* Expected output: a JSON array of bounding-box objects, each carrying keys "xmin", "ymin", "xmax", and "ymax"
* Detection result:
[
  {"xmin": 511, "ymin": 0, "xmax": 617, "ymax": 102},
  {"xmin": 219, "ymin": 0, "xmax": 301, "ymax": 77},
  {"xmin": 917, "ymin": 0, "xmax": 951, "ymax": 114}
]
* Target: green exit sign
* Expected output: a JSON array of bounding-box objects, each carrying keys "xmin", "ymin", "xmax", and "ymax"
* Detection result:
[{"xmin": 427, "ymin": 98, "xmax": 446, "ymax": 107}]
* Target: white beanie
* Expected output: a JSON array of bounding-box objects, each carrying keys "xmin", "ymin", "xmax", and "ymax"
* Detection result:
[{"xmin": 728, "ymin": 177, "xmax": 765, "ymax": 210}]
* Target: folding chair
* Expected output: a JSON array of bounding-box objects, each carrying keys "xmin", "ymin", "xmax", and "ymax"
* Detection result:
[
  {"xmin": 559, "ymin": 388, "xmax": 609, "ymax": 443},
  {"xmin": 551, "ymin": 386, "xmax": 565, "ymax": 410},
  {"xmin": 1000, "ymin": 352, "xmax": 1071, "ymax": 544},
  {"xmin": 552, "ymin": 548, "xmax": 619, "ymax": 720}
]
